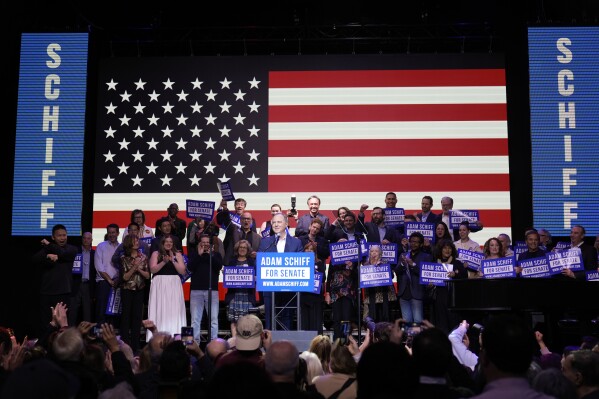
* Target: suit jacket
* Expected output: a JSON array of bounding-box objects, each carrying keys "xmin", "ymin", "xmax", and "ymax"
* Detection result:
[
  {"xmin": 359, "ymin": 222, "xmax": 400, "ymax": 245},
  {"xmin": 396, "ymin": 250, "xmax": 432, "ymax": 300},
  {"xmin": 258, "ymin": 233, "xmax": 304, "ymax": 253},
  {"xmin": 416, "ymin": 211, "xmax": 438, "ymax": 223},
  {"xmin": 577, "ymin": 242, "xmax": 598, "ymax": 280},
  {"xmin": 72, "ymin": 246, "xmax": 96, "ymax": 298}
]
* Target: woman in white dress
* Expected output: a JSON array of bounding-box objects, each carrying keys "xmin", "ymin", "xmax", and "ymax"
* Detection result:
[{"xmin": 148, "ymin": 236, "xmax": 187, "ymax": 340}]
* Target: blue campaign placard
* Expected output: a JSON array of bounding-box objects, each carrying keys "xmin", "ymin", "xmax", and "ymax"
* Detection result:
[
  {"xmin": 383, "ymin": 208, "xmax": 405, "ymax": 227},
  {"xmin": 229, "ymin": 213, "xmax": 241, "ymax": 228},
  {"xmin": 223, "ymin": 266, "xmax": 255, "ymax": 288},
  {"xmin": 457, "ymin": 248, "xmax": 485, "ymax": 271},
  {"xmin": 329, "ymin": 241, "xmax": 360, "ymax": 265},
  {"xmin": 482, "ymin": 256, "xmax": 516, "ymax": 279},
  {"xmin": 554, "ymin": 242, "xmax": 571, "ymax": 251},
  {"xmin": 313, "ymin": 272, "xmax": 324, "ymax": 294},
  {"xmin": 72, "ymin": 253, "xmax": 82, "ymax": 274},
  {"xmin": 139, "ymin": 237, "xmax": 153, "ymax": 247},
  {"xmin": 529, "ymin": 28, "xmax": 599, "ymax": 236},
  {"xmin": 405, "ymin": 222, "xmax": 436, "ymax": 244},
  {"xmin": 546, "ymin": 248, "xmax": 583, "ymax": 275},
  {"xmin": 360, "ymin": 242, "xmax": 398, "ymax": 264},
  {"xmin": 586, "ymin": 270, "xmax": 599, "ymax": 281},
  {"xmin": 449, "ymin": 210, "xmax": 480, "ymax": 229},
  {"xmin": 256, "ymin": 252, "xmax": 314, "ymax": 292},
  {"xmin": 518, "ymin": 257, "xmax": 552, "ymax": 278},
  {"xmin": 186, "ymin": 199, "xmax": 215, "ymax": 220},
  {"xmin": 261, "ymin": 228, "xmax": 272, "ymax": 238},
  {"xmin": 359, "ymin": 264, "xmax": 393, "ymax": 288},
  {"xmin": 514, "ymin": 241, "xmax": 528, "ymax": 257},
  {"xmin": 217, "ymin": 182, "xmax": 236, "ymax": 201},
  {"xmin": 420, "ymin": 262, "xmax": 452, "ymax": 286}
]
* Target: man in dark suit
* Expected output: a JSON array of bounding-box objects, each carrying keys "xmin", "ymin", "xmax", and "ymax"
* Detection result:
[
  {"xmin": 435, "ymin": 196, "xmax": 483, "ymax": 241},
  {"xmin": 358, "ymin": 207, "xmax": 400, "ymax": 246},
  {"xmin": 416, "ymin": 195, "xmax": 438, "ymax": 223},
  {"xmin": 69, "ymin": 231, "xmax": 96, "ymax": 325},
  {"xmin": 258, "ymin": 213, "xmax": 303, "ymax": 330},
  {"xmin": 561, "ymin": 225, "xmax": 598, "ymax": 280},
  {"xmin": 397, "ymin": 232, "xmax": 432, "ymax": 324}
]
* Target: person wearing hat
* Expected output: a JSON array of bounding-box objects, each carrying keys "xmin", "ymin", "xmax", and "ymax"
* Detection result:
[{"xmin": 216, "ymin": 314, "xmax": 271, "ymax": 369}]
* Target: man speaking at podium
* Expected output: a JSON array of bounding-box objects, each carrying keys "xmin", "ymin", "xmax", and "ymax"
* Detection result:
[{"xmin": 258, "ymin": 212, "xmax": 304, "ymax": 330}]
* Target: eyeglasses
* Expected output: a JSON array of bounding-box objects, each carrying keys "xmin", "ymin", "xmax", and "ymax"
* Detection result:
[{"xmin": 241, "ymin": 217, "xmax": 252, "ymax": 220}]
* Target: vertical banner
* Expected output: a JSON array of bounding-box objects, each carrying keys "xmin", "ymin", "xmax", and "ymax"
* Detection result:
[{"xmin": 12, "ymin": 33, "xmax": 89, "ymax": 236}]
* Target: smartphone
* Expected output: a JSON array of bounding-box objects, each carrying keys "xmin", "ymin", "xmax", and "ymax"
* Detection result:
[
  {"xmin": 340, "ymin": 320, "xmax": 351, "ymax": 345},
  {"xmin": 181, "ymin": 326, "xmax": 194, "ymax": 345},
  {"xmin": 92, "ymin": 324, "xmax": 102, "ymax": 338}
]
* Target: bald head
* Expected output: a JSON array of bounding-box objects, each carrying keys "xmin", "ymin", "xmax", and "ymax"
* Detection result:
[
  {"xmin": 206, "ymin": 338, "xmax": 229, "ymax": 360},
  {"xmin": 265, "ymin": 340, "xmax": 299, "ymax": 382}
]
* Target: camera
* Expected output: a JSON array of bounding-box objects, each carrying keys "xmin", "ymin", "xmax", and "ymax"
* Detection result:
[
  {"xmin": 288, "ymin": 194, "xmax": 297, "ymax": 216},
  {"xmin": 339, "ymin": 320, "xmax": 351, "ymax": 345},
  {"xmin": 181, "ymin": 326, "xmax": 194, "ymax": 345}
]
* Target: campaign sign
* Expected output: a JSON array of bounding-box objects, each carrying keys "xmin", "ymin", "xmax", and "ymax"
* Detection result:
[
  {"xmin": 313, "ymin": 272, "xmax": 324, "ymax": 294},
  {"xmin": 554, "ymin": 242, "xmax": 570, "ymax": 251},
  {"xmin": 586, "ymin": 270, "xmax": 599, "ymax": 282},
  {"xmin": 179, "ymin": 268, "xmax": 192, "ymax": 284},
  {"xmin": 139, "ymin": 237, "xmax": 153, "ymax": 247},
  {"xmin": 229, "ymin": 213, "xmax": 241, "ymax": 228},
  {"xmin": 360, "ymin": 264, "xmax": 393, "ymax": 288},
  {"xmin": 482, "ymin": 256, "xmax": 516, "ymax": 279},
  {"xmin": 405, "ymin": 222, "xmax": 435, "ymax": 244},
  {"xmin": 457, "ymin": 248, "xmax": 485, "ymax": 272},
  {"xmin": 261, "ymin": 228, "xmax": 272, "ymax": 238},
  {"xmin": 72, "ymin": 253, "xmax": 82, "ymax": 274},
  {"xmin": 186, "ymin": 199, "xmax": 215, "ymax": 220},
  {"xmin": 420, "ymin": 262, "xmax": 452, "ymax": 286},
  {"xmin": 223, "ymin": 266, "xmax": 255, "ymax": 288},
  {"xmin": 217, "ymin": 182, "xmax": 235, "ymax": 201},
  {"xmin": 518, "ymin": 257, "xmax": 551, "ymax": 278},
  {"xmin": 329, "ymin": 240, "xmax": 360, "ymax": 265},
  {"xmin": 449, "ymin": 210, "xmax": 480, "ymax": 229},
  {"xmin": 360, "ymin": 242, "xmax": 398, "ymax": 264},
  {"xmin": 514, "ymin": 241, "xmax": 528, "ymax": 257},
  {"xmin": 547, "ymin": 248, "xmax": 583, "ymax": 275},
  {"xmin": 383, "ymin": 208, "xmax": 405, "ymax": 227},
  {"xmin": 257, "ymin": 252, "xmax": 314, "ymax": 292}
]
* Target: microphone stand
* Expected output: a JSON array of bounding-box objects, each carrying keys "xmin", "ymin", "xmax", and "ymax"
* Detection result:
[
  {"xmin": 207, "ymin": 237, "xmax": 213, "ymax": 341},
  {"xmin": 355, "ymin": 232, "xmax": 363, "ymax": 346}
]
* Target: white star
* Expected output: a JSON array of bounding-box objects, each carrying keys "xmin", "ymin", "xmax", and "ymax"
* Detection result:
[
  {"xmin": 190, "ymin": 126, "xmax": 202, "ymax": 137},
  {"xmin": 119, "ymin": 114, "xmax": 131, "ymax": 126},
  {"xmin": 248, "ymin": 125, "xmax": 260, "ymax": 137},
  {"xmin": 176, "ymin": 113, "xmax": 188, "ymax": 125},
  {"xmin": 177, "ymin": 90, "xmax": 189, "ymax": 102},
  {"xmin": 131, "ymin": 174, "xmax": 144, "ymax": 186},
  {"xmin": 204, "ymin": 137, "xmax": 217, "ymax": 149},
  {"xmin": 248, "ymin": 101, "xmax": 260, "ymax": 113},
  {"xmin": 248, "ymin": 77, "xmax": 261, "ymax": 89},
  {"xmin": 219, "ymin": 125, "xmax": 231, "ymax": 137},
  {"xmin": 218, "ymin": 173, "xmax": 230, "ymax": 183},
  {"xmin": 218, "ymin": 149, "xmax": 231, "ymax": 161},
  {"xmin": 219, "ymin": 101, "xmax": 231, "ymax": 113},
  {"xmin": 189, "ymin": 174, "xmax": 201, "ymax": 186},
  {"xmin": 176, "ymin": 137, "xmax": 188, "ymax": 149},
  {"xmin": 233, "ymin": 137, "xmax": 245, "ymax": 149},
  {"xmin": 247, "ymin": 173, "xmax": 260, "ymax": 186},
  {"xmin": 161, "ymin": 126, "xmax": 173, "ymax": 137},
  {"xmin": 232, "ymin": 162, "xmax": 245, "ymax": 174},
  {"xmin": 189, "ymin": 150, "xmax": 201, "ymax": 161},
  {"xmin": 119, "ymin": 90, "xmax": 131, "ymax": 102},
  {"xmin": 161, "ymin": 150, "xmax": 173, "ymax": 162},
  {"xmin": 191, "ymin": 102, "xmax": 203, "ymax": 113},
  {"xmin": 160, "ymin": 174, "xmax": 173, "ymax": 186},
  {"xmin": 133, "ymin": 102, "xmax": 145, "ymax": 114},
  {"xmin": 148, "ymin": 90, "xmax": 160, "ymax": 102},
  {"xmin": 205, "ymin": 90, "xmax": 217, "ymax": 101},
  {"xmin": 147, "ymin": 114, "xmax": 159, "ymax": 125},
  {"xmin": 105, "ymin": 103, "xmax": 117, "ymax": 114},
  {"xmin": 220, "ymin": 77, "xmax": 232, "ymax": 89},
  {"xmin": 117, "ymin": 162, "xmax": 129, "ymax": 174},
  {"xmin": 104, "ymin": 150, "xmax": 115, "ymax": 162},
  {"xmin": 133, "ymin": 126, "xmax": 145, "ymax": 138},
  {"xmin": 146, "ymin": 162, "xmax": 158, "ymax": 174},
  {"xmin": 118, "ymin": 138, "xmax": 130, "ymax": 150},
  {"xmin": 248, "ymin": 149, "xmax": 260, "ymax": 161},
  {"xmin": 205, "ymin": 114, "xmax": 217, "ymax": 125},
  {"xmin": 163, "ymin": 78, "xmax": 175, "ymax": 90},
  {"xmin": 162, "ymin": 102, "xmax": 174, "ymax": 113},
  {"xmin": 234, "ymin": 89, "xmax": 246, "ymax": 101},
  {"xmin": 146, "ymin": 138, "xmax": 159, "ymax": 150},
  {"xmin": 103, "ymin": 174, "xmax": 114, "ymax": 186},
  {"xmin": 104, "ymin": 126, "xmax": 116, "ymax": 138},
  {"xmin": 191, "ymin": 78, "xmax": 203, "ymax": 89},
  {"xmin": 106, "ymin": 79, "xmax": 118, "ymax": 90},
  {"xmin": 233, "ymin": 113, "xmax": 246, "ymax": 125},
  {"xmin": 204, "ymin": 162, "xmax": 216, "ymax": 174},
  {"xmin": 134, "ymin": 78, "xmax": 146, "ymax": 90},
  {"xmin": 132, "ymin": 150, "xmax": 144, "ymax": 162},
  {"xmin": 175, "ymin": 162, "xmax": 187, "ymax": 174}
]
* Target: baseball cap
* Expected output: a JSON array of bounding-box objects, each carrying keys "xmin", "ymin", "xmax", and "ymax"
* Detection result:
[{"xmin": 235, "ymin": 314, "xmax": 263, "ymax": 351}]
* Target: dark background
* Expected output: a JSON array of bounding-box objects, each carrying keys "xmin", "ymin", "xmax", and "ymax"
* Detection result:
[{"xmin": 4, "ymin": 1, "xmax": 598, "ymax": 337}]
